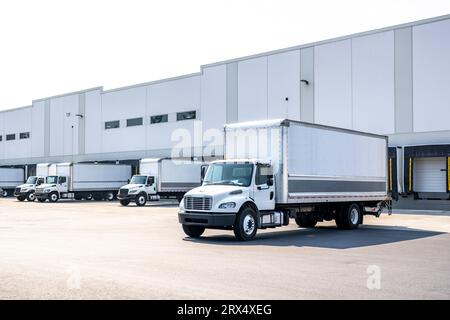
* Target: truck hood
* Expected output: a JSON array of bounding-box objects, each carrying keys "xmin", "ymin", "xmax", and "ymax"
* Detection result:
[
  {"xmin": 185, "ymin": 185, "xmax": 248, "ymax": 198},
  {"xmin": 18, "ymin": 184, "xmax": 35, "ymax": 188},
  {"xmin": 120, "ymin": 184, "xmax": 143, "ymax": 189}
]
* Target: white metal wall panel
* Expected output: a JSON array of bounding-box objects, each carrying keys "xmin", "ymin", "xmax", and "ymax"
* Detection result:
[
  {"xmin": 0, "ymin": 168, "xmax": 24, "ymax": 187},
  {"xmin": 200, "ymin": 65, "xmax": 227, "ymax": 155},
  {"xmin": 101, "ymin": 86, "xmax": 146, "ymax": 153},
  {"xmin": 413, "ymin": 19, "xmax": 450, "ymax": 132},
  {"xmin": 413, "ymin": 157, "xmax": 447, "ymax": 192},
  {"xmin": 84, "ymin": 89, "xmax": 102, "ymax": 154},
  {"xmin": 139, "ymin": 159, "xmax": 160, "ymax": 176},
  {"xmin": 314, "ymin": 40, "xmax": 353, "ymax": 129},
  {"xmin": 268, "ymin": 50, "xmax": 300, "ymax": 120},
  {"xmin": 352, "ymin": 31, "xmax": 395, "ymax": 134},
  {"xmin": 31, "ymin": 101, "xmax": 45, "ymax": 158},
  {"xmin": 2, "ymin": 108, "xmax": 32, "ymax": 160},
  {"xmin": 49, "ymin": 94, "xmax": 79, "ymax": 157},
  {"xmin": 161, "ymin": 159, "xmax": 202, "ymax": 183},
  {"xmin": 238, "ymin": 57, "xmax": 268, "ymax": 122}
]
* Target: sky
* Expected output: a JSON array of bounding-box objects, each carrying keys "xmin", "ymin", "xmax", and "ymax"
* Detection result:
[{"xmin": 0, "ymin": 0, "xmax": 449, "ymax": 111}]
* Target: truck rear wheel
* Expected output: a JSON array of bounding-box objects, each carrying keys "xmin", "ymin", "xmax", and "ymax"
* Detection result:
[
  {"xmin": 3, "ymin": 190, "xmax": 9, "ymax": 197},
  {"xmin": 17, "ymin": 196, "xmax": 26, "ymax": 202},
  {"xmin": 27, "ymin": 192, "xmax": 36, "ymax": 202},
  {"xmin": 49, "ymin": 192, "xmax": 59, "ymax": 203},
  {"xmin": 135, "ymin": 193, "xmax": 147, "ymax": 206},
  {"xmin": 120, "ymin": 199, "xmax": 130, "ymax": 206},
  {"xmin": 233, "ymin": 206, "xmax": 258, "ymax": 241},
  {"xmin": 336, "ymin": 204, "xmax": 361, "ymax": 230},
  {"xmin": 295, "ymin": 214, "xmax": 317, "ymax": 228},
  {"xmin": 182, "ymin": 225, "xmax": 205, "ymax": 238},
  {"xmin": 105, "ymin": 192, "xmax": 115, "ymax": 201}
]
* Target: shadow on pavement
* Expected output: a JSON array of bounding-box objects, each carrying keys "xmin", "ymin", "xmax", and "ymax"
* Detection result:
[{"xmin": 187, "ymin": 225, "xmax": 445, "ymax": 249}]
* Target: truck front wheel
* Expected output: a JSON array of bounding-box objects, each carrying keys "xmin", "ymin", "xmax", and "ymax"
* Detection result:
[
  {"xmin": 49, "ymin": 192, "xmax": 59, "ymax": 203},
  {"xmin": 120, "ymin": 199, "xmax": 130, "ymax": 206},
  {"xmin": 135, "ymin": 193, "xmax": 147, "ymax": 206},
  {"xmin": 27, "ymin": 192, "xmax": 36, "ymax": 202},
  {"xmin": 37, "ymin": 198, "xmax": 46, "ymax": 203},
  {"xmin": 182, "ymin": 225, "xmax": 205, "ymax": 238},
  {"xmin": 336, "ymin": 204, "xmax": 361, "ymax": 230},
  {"xmin": 233, "ymin": 206, "xmax": 258, "ymax": 241},
  {"xmin": 17, "ymin": 196, "xmax": 26, "ymax": 202},
  {"xmin": 295, "ymin": 214, "xmax": 317, "ymax": 228}
]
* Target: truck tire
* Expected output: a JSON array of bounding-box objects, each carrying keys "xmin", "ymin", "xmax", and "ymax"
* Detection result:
[
  {"xmin": 37, "ymin": 198, "xmax": 46, "ymax": 203},
  {"xmin": 182, "ymin": 225, "xmax": 205, "ymax": 238},
  {"xmin": 233, "ymin": 206, "xmax": 258, "ymax": 241},
  {"xmin": 336, "ymin": 204, "xmax": 361, "ymax": 230},
  {"xmin": 17, "ymin": 196, "xmax": 26, "ymax": 202},
  {"xmin": 120, "ymin": 199, "xmax": 130, "ymax": 206},
  {"xmin": 295, "ymin": 214, "xmax": 317, "ymax": 228},
  {"xmin": 85, "ymin": 194, "xmax": 93, "ymax": 201},
  {"xmin": 48, "ymin": 192, "xmax": 59, "ymax": 203},
  {"xmin": 2, "ymin": 190, "xmax": 9, "ymax": 197},
  {"xmin": 74, "ymin": 194, "xmax": 83, "ymax": 201},
  {"xmin": 135, "ymin": 193, "xmax": 147, "ymax": 207},
  {"xmin": 26, "ymin": 192, "xmax": 36, "ymax": 202},
  {"xmin": 105, "ymin": 192, "xmax": 115, "ymax": 201}
]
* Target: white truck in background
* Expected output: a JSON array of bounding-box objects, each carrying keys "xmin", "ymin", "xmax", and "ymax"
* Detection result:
[
  {"xmin": 35, "ymin": 162, "xmax": 131, "ymax": 202},
  {"xmin": 14, "ymin": 163, "xmax": 51, "ymax": 202},
  {"xmin": 179, "ymin": 119, "xmax": 391, "ymax": 241},
  {"xmin": 117, "ymin": 158, "xmax": 208, "ymax": 206},
  {"xmin": 0, "ymin": 167, "xmax": 25, "ymax": 197}
]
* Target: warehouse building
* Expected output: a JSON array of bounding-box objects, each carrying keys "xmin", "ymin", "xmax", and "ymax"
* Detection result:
[{"xmin": 0, "ymin": 14, "xmax": 450, "ymax": 208}]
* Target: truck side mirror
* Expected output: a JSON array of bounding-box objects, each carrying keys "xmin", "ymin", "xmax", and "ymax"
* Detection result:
[{"xmin": 127, "ymin": 179, "xmax": 130, "ymax": 184}]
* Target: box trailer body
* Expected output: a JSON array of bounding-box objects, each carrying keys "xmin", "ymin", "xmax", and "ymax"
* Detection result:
[
  {"xmin": 117, "ymin": 158, "xmax": 208, "ymax": 206},
  {"xmin": 178, "ymin": 119, "xmax": 391, "ymax": 240},
  {"xmin": 13, "ymin": 163, "xmax": 50, "ymax": 201},
  {"xmin": 35, "ymin": 163, "xmax": 132, "ymax": 202},
  {"xmin": 0, "ymin": 168, "xmax": 25, "ymax": 197}
]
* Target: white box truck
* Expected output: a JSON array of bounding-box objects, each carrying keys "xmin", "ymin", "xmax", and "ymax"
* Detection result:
[
  {"xmin": 14, "ymin": 163, "xmax": 50, "ymax": 201},
  {"xmin": 35, "ymin": 162, "xmax": 132, "ymax": 202},
  {"xmin": 178, "ymin": 119, "xmax": 391, "ymax": 240},
  {"xmin": 0, "ymin": 167, "xmax": 25, "ymax": 197},
  {"xmin": 117, "ymin": 158, "xmax": 208, "ymax": 206}
]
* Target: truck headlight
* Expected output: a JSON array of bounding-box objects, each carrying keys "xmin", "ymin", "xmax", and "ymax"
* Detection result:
[
  {"xmin": 219, "ymin": 202, "xmax": 236, "ymax": 209},
  {"xmin": 129, "ymin": 189, "xmax": 138, "ymax": 194},
  {"xmin": 44, "ymin": 189, "xmax": 51, "ymax": 193}
]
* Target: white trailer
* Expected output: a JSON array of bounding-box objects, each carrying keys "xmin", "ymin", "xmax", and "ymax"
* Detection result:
[
  {"xmin": 117, "ymin": 158, "xmax": 208, "ymax": 206},
  {"xmin": 0, "ymin": 168, "xmax": 25, "ymax": 197},
  {"xmin": 35, "ymin": 163, "xmax": 132, "ymax": 202},
  {"xmin": 13, "ymin": 163, "xmax": 50, "ymax": 201},
  {"xmin": 179, "ymin": 119, "xmax": 391, "ymax": 240}
]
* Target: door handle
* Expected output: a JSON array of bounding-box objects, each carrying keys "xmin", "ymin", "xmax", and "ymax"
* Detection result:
[{"xmin": 257, "ymin": 186, "xmax": 269, "ymax": 190}]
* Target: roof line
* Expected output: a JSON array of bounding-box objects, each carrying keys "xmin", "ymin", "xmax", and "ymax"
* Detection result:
[{"xmin": 32, "ymin": 86, "xmax": 104, "ymax": 102}]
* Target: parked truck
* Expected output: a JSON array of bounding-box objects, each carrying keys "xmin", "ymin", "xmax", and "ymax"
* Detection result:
[
  {"xmin": 0, "ymin": 167, "xmax": 25, "ymax": 197},
  {"xmin": 35, "ymin": 162, "xmax": 131, "ymax": 202},
  {"xmin": 178, "ymin": 119, "xmax": 391, "ymax": 241},
  {"xmin": 117, "ymin": 158, "xmax": 208, "ymax": 206},
  {"xmin": 14, "ymin": 163, "xmax": 51, "ymax": 201}
]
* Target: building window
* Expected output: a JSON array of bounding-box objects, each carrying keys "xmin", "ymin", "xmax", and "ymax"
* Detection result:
[
  {"xmin": 0, "ymin": 135, "xmax": 2, "ymax": 142},
  {"xmin": 6, "ymin": 134, "xmax": 15, "ymax": 141},
  {"xmin": 20, "ymin": 132, "xmax": 30, "ymax": 139},
  {"xmin": 150, "ymin": 114, "xmax": 168, "ymax": 124},
  {"xmin": 127, "ymin": 117, "xmax": 143, "ymax": 127},
  {"xmin": 105, "ymin": 120, "xmax": 120, "ymax": 130},
  {"xmin": 177, "ymin": 110, "xmax": 196, "ymax": 121}
]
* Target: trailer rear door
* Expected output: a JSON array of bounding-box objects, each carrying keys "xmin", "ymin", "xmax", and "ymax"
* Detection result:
[{"xmin": 413, "ymin": 157, "xmax": 447, "ymax": 192}]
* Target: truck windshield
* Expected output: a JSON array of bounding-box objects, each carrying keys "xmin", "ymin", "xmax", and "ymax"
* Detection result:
[
  {"xmin": 46, "ymin": 176, "xmax": 58, "ymax": 184},
  {"xmin": 130, "ymin": 175, "xmax": 147, "ymax": 184},
  {"xmin": 26, "ymin": 176, "xmax": 38, "ymax": 184},
  {"xmin": 203, "ymin": 163, "xmax": 254, "ymax": 187}
]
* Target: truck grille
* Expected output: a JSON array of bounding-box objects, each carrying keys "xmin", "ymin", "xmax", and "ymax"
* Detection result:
[
  {"xmin": 119, "ymin": 188, "xmax": 128, "ymax": 195},
  {"xmin": 184, "ymin": 196, "xmax": 212, "ymax": 211},
  {"xmin": 36, "ymin": 187, "xmax": 44, "ymax": 193},
  {"xmin": 15, "ymin": 187, "xmax": 21, "ymax": 194}
]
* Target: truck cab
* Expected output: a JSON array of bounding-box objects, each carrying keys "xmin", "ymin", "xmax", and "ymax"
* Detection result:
[
  {"xmin": 35, "ymin": 175, "xmax": 69, "ymax": 202},
  {"xmin": 179, "ymin": 159, "xmax": 281, "ymax": 240},
  {"xmin": 117, "ymin": 175, "xmax": 158, "ymax": 206},
  {"xmin": 14, "ymin": 176, "xmax": 46, "ymax": 202}
]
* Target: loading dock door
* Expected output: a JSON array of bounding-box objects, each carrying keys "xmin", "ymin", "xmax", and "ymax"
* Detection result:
[{"xmin": 413, "ymin": 157, "xmax": 447, "ymax": 192}]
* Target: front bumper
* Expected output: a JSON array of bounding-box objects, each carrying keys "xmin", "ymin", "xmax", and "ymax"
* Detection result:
[
  {"xmin": 178, "ymin": 211, "xmax": 236, "ymax": 227},
  {"xmin": 14, "ymin": 191, "xmax": 30, "ymax": 197},
  {"xmin": 117, "ymin": 194, "xmax": 137, "ymax": 201}
]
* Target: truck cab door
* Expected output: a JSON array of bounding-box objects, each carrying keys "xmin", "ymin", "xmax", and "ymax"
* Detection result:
[
  {"xmin": 253, "ymin": 164, "xmax": 275, "ymax": 211},
  {"xmin": 145, "ymin": 176, "xmax": 157, "ymax": 195},
  {"xmin": 58, "ymin": 176, "xmax": 68, "ymax": 192}
]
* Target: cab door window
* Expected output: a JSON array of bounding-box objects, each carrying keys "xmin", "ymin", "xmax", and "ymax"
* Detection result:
[{"xmin": 255, "ymin": 165, "xmax": 273, "ymax": 186}]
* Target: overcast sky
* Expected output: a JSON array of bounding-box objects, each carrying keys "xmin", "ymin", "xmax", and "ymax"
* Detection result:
[{"xmin": 0, "ymin": 0, "xmax": 449, "ymax": 111}]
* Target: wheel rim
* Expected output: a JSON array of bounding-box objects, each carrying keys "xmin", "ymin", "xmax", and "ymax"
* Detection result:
[
  {"xmin": 243, "ymin": 214, "xmax": 255, "ymax": 235},
  {"xmin": 29, "ymin": 193, "xmax": 35, "ymax": 201},
  {"xmin": 3, "ymin": 191, "xmax": 7, "ymax": 197},
  {"xmin": 350, "ymin": 208, "xmax": 359, "ymax": 225},
  {"xmin": 87, "ymin": 194, "xmax": 92, "ymax": 200},
  {"xmin": 139, "ymin": 196, "xmax": 145, "ymax": 205},
  {"xmin": 107, "ymin": 193, "xmax": 114, "ymax": 201},
  {"xmin": 51, "ymin": 194, "xmax": 57, "ymax": 201}
]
